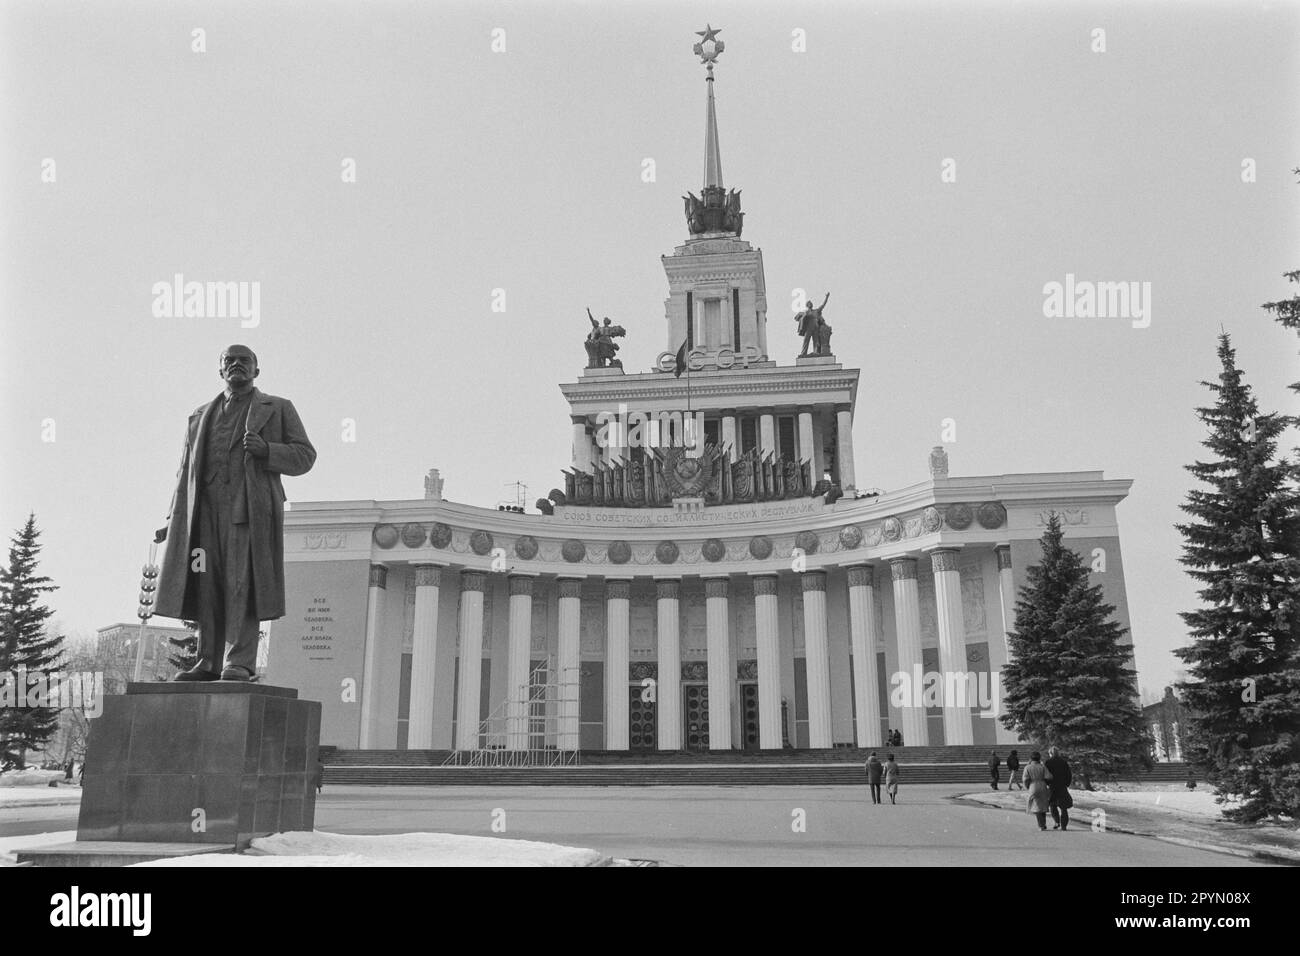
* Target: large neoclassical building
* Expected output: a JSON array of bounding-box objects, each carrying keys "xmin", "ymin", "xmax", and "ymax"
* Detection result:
[{"xmin": 267, "ymin": 32, "xmax": 1136, "ymax": 756}]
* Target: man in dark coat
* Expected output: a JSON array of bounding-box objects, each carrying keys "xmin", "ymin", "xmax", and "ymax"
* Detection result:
[
  {"xmin": 1006, "ymin": 749, "xmax": 1022, "ymax": 789},
  {"xmin": 154, "ymin": 345, "xmax": 315, "ymax": 681},
  {"xmin": 1044, "ymin": 746, "xmax": 1074, "ymax": 830},
  {"xmin": 987, "ymin": 751, "xmax": 1001, "ymax": 790},
  {"xmin": 865, "ymin": 751, "xmax": 883, "ymax": 804}
]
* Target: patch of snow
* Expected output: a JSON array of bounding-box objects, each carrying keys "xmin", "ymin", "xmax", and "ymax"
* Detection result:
[
  {"xmin": 136, "ymin": 830, "xmax": 604, "ymax": 867},
  {"xmin": 0, "ymin": 786, "xmax": 82, "ymax": 807},
  {"xmin": 0, "ymin": 769, "xmax": 65, "ymax": 788}
]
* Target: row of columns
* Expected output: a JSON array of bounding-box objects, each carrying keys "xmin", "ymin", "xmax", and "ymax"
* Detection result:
[
  {"xmin": 358, "ymin": 544, "xmax": 1016, "ymax": 751},
  {"xmin": 570, "ymin": 404, "xmax": 857, "ymax": 494}
]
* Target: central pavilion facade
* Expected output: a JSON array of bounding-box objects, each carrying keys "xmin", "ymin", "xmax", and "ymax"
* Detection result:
[{"xmin": 268, "ymin": 31, "xmax": 1136, "ymax": 756}]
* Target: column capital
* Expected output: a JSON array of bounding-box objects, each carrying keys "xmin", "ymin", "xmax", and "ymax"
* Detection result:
[
  {"xmin": 834, "ymin": 403, "xmax": 853, "ymax": 416},
  {"xmin": 926, "ymin": 547, "xmax": 961, "ymax": 573},
  {"xmin": 412, "ymin": 564, "xmax": 442, "ymax": 588},
  {"xmin": 995, "ymin": 544, "xmax": 1013, "ymax": 571},
  {"xmin": 889, "ymin": 557, "xmax": 918, "ymax": 582},
  {"xmin": 557, "ymin": 577, "xmax": 583, "ymax": 599},
  {"xmin": 798, "ymin": 405, "xmax": 815, "ymax": 416},
  {"xmin": 570, "ymin": 415, "xmax": 587, "ymax": 425},
  {"xmin": 508, "ymin": 574, "xmax": 536, "ymax": 597},
  {"xmin": 721, "ymin": 408, "xmax": 737, "ymax": 417},
  {"xmin": 368, "ymin": 564, "xmax": 388, "ymax": 589},
  {"xmin": 704, "ymin": 577, "xmax": 730, "ymax": 599},
  {"xmin": 751, "ymin": 574, "xmax": 779, "ymax": 597},
  {"xmin": 845, "ymin": 564, "xmax": 874, "ymax": 588},
  {"xmin": 606, "ymin": 579, "xmax": 631, "ymax": 601},
  {"xmin": 799, "ymin": 569, "xmax": 828, "ymax": 592},
  {"xmin": 655, "ymin": 578, "xmax": 681, "ymax": 600},
  {"xmin": 460, "ymin": 570, "xmax": 488, "ymax": 593}
]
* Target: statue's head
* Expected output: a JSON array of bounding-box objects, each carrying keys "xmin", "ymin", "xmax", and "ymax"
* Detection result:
[
  {"xmin": 219, "ymin": 344, "xmax": 259, "ymax": 387},
  {"xmin": 603, "ymin": 318, "xmax": 611, "ymax": 326},
  {"xmin": 806, "ymin": 300, "xmax": 814, "ymax": 309}
]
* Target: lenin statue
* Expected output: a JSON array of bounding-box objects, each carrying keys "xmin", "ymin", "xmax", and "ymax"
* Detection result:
[{"xmin": 154, "ymin": 345, "xmax": 316, "ymax": 681}]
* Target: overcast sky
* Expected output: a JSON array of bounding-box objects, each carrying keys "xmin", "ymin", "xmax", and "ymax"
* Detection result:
[{"xmin": 2, "ymin": 0, "xmax": 1297, "ymax": 699}]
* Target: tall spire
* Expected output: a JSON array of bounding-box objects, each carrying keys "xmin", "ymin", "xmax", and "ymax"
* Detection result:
[
  {"xmin": 700, "ymin": 25, "xmax": 725, "ymax": 189},
  {"xmin": 686, "ymin": 24, "xmax": 743, "ymax": 237}
]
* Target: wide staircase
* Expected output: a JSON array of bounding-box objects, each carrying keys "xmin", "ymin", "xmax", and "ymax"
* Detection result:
[{"xmin": 319, "ymin": 745, "xmax": 1193, "ymax": 787}]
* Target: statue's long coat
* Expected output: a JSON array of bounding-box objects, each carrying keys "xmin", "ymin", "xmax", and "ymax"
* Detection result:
[{"xmin": 155, "ymin": 388, "xmax": 316, "ymax": 623}]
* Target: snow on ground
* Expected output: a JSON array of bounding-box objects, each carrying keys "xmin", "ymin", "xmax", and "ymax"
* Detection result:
[
  {"xmin": 0, "ymin": 785, "xmax": 82, "ymax": 807},
  {"xmin": 0, "ymin": 830, "xmax": 78, "ymax": 865},
  {"xmin": 0, "ymin": 769, "xmax": 65, "ymax": 787},
  {"xmin": 963, "ymin": 786, "xmax": 1242, "ymax": 821},
  {"xmin": 136, "ymin": 831, "xmax": 605, "ymax": 867}
]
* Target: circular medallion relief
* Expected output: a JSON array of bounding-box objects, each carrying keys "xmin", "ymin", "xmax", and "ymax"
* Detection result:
[
  {"xmin": 977, "ymin": 502, "xmax": 1007, "ymax": 530},
  {"xmin": 469, "ymin": 530, "xmax": 494, "ymax": 556},
  {"xmin": 701, "ymin": 538, "xmax": 726, "ymax": 562},
  {"xmin": 748, "ymin": 535, "xmax": 773, "ymax": 560},
  {"xmin": 514, "ymin": 535, "xmax": 538, "ymax": 560},
  {"xmin": 655, "ymin": 540, "xmax": 680, "ymax": 564},
  {"xmin": 794, "ymin": 531, "xmax": 820, "ymax": 555},
  {"xmin": 561, "ymin": 538, "xmax": 587, "ymax": 563},
  {"xmin": 882, "ymin": 517, "xmax": 903, "ymax": 543},
  {"xmin": 921, "ymin": 507, "xmax": 942, "ymax": 534},
  {"xmin": 400, "ymin": 523, "xmax": 427, "ymax": 548},
  {"xmin": 372, "ymin": 524, "xmax": 398, "ymax": 549},
  {"xmin": 839, "ymin": 525, "xmax": 863, "ymax": 549},
  {"xmin": 945, "ymin": 503, "xmax": 973, "ymax": 530},
  {"xmin": 607, "ymin": 540, "xmax": 632, "ymax": 564},
  {"xmin": 429, "ymin": 522, "xmax": 453, "ymax": 548}
]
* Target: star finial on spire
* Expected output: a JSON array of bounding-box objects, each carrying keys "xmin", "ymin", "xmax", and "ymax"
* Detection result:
[{"xmin": 693, "ymin": 24, "xmax": 724, "ymax": 66}]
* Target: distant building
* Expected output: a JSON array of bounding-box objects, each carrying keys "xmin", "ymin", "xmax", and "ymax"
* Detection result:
[
  {"xmin": 95, "ymin": 622, "xmax": 196, "ymax": 689},
  {"xmin": 1144, "ymin": 686, "xmax": 1187, "ymax": 762}
]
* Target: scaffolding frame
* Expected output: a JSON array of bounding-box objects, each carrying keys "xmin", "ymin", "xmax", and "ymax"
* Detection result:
[{"xmin": 441, "ymin": 657, "xmax": 582, "ymax": 767}]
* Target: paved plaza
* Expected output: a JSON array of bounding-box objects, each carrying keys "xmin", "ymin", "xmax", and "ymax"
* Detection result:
[{"xmin": 1, "ymin": 785, "xmax": 1269, "ymax": 866}]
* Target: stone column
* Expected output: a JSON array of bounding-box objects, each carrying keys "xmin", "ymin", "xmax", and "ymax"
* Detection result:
[
  {"xmin": 505, "ymin": 575, "xmax": 535, "ymax": 751},
  {"xmin": 890, "ymin": 557, "xmax": 927, "ymax": 745},
  {"xmin": 704, "ymin": 576, "xmax": 732, "ymax": 750},
  {"xmin": 721, "ymin": 410, "xmax": 737, "ymax": 457},
  {"xmin": 359, "ymin": 563, "xmax": 387, "ymax": 749},
  {"xmin": 571, "ymin": 416, "xmax": 591, "ymax": 471},
  {"xmin": 798, "ymin": 407, "xmax": 815, "ymax": 464},
  {"xmin": 995, "ymin": 545, "xmax": 1015, "ymax": 661},
  {"xmin": 801, "ymin": 570, "xmax": 833, "ymax": 748},
  {"xmin": 655, "ymin": 579, "xmax": 682, "ymax": 751},
  {"xmin": 694, "ymin": 411, "xmax": 706, "ymax": 452},
  {"xmin": 604, "ymin": 578, "xmax": 631, "ymax": 750},
  {"xmin": 407, "ymin": 564, "xmax": 442, "ymax": 750},
  {"xmin": 760, "ymin": 413, "xmax": 776, "ymax": 456},
  {"xmin": 752, "ymin": 574, "xmax": 783, "ymax": 749},
  {"xmin": 835, "ymin": 404, "xmax": 856, "ymax": 495},
  {"xmin": 556, "ymin": 578, "xmax": 582, "ymax": 752},
  {"xmin": 846, "ymin": 564, "xmax": 882, "ymax": 748},
  {"xmin": 930, "ymin": 549, "xmax": 973, "ymax": 745},
  {"xmin": 454, "ymin": 570, "xmax": 488, "ymax": 751}
]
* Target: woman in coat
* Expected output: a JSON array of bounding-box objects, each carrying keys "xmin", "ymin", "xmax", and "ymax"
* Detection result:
[
  {"xmin": 1022, "ymin": 751, "xmax": 1051, "ymax": 830},
  {"xmin": 883, "ymin": 754, "xmax": 901, "ymax": 804}
]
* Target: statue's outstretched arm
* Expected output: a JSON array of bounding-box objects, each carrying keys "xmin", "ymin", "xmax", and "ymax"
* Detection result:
[{"xmin": 820, "ymin": 292, "xmax": 830, "ymax": 309}]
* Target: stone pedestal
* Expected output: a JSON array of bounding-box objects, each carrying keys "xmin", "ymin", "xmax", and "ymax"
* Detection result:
[{"xmin": 76, "ymin": 682, "xmax": 321, "ymax": 850}]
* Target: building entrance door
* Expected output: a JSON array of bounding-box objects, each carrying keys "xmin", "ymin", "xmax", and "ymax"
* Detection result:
[
  {"xmin": 628, "ymin": 684, "xmax": 656, "ymax": 752},
  {"xmin": 739, "ymin": 682, "xmax": 760, "ymax": 750},
  {"xmin": 683, "ymin": 683, "xmax": 709, "ymax": 751}
]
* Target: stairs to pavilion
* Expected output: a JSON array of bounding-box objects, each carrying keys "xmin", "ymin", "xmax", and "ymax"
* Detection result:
[{"xmin": 319, "ymin": 745, "xmax": 1193, "ymax": 788}]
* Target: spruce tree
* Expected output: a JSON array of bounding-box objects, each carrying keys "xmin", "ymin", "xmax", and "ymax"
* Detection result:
[
  {"xmin": 0, "ymin": 515, "xmax": 65, "ymax": 770},
  {"xmin": 1174, "ymin": 333, "xmax": 1300, "ymax": 823},
  {"xmin": 999, "ymin": 513, "xmax": 1151, "ymax": 787},
  {"xmin": 166, "ymin": 622, "xmax": 199, "ymax": 676}
]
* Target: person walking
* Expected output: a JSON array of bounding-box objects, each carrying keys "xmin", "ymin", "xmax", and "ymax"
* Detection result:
[
  {"xmin": 987, "ymin": 751, "xmax": 1001, "ymax": 790},
  {"xmin": 1022, "ymin": 751, "xmax": 1050, "ymax": 830},
  {"xmin": 1044, "ymin": 746, "xmax": 1073, "ymax": 830},
  {"xmin": 865, "ymin": 751, "xmax": 884, "ymax": 804},
  {"xmin": 314, "ymin": 758, "xmax": 325, "ymax": 795},
  {"xmin": 1006, "ymin": 749, "xmax": 1022, "ymax": 790},
  {"xmin": 883, "ymin": 753, "xmax": 901, "ymax": 804}
]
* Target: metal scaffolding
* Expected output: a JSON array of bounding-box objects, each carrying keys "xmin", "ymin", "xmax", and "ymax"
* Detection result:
[{"xmin": 441, "ymin": 657, "xmax": 582, "ymax": 767}]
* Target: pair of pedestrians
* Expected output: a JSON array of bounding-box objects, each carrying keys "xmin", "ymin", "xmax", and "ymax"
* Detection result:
[
  {"xmin": 864, "ymin": 752, "xmax": 900, "ymax": 804},
  {"xmin": 987, "ymin": 749, "xmax": 1025, "ymax": 790},
  {"xmin": 1022, "ymin": 747, "xmax": 1074, "ymax": 830}
]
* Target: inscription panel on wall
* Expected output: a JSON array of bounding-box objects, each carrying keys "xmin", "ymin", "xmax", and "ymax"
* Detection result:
[{"xmin": 302, "ymin": 594, "xmax": 337, "ymax": 661}]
